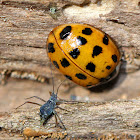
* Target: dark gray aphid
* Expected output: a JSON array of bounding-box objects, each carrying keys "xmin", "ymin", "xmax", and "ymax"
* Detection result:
[
  {"xmin": 39, "ymin": 91, "xmax": 66, "ymax": 129},
  {"xmin": 16, "ymin": 84, "xmax": 66, "ymax": 130}
]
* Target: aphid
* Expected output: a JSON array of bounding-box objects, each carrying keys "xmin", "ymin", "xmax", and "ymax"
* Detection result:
[
  {"xmin": 39, "ymin": 84, "xmax": 66, "ymax": 129},
  {"xmin": 16, "ymin": 77, "xmax": 66, "ymax": 130}
]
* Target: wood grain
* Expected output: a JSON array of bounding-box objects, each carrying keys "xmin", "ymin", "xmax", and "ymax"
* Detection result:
[
  {"xmin": 0, "ymin": 0, "xmax": 140, "ymax": 139},
  {"xmin": 0, "ymin": 97, "xmax": 140, "ymax": 139}
]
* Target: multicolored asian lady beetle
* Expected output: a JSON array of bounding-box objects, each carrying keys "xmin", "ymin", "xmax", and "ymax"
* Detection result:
[{"xmin": 46, "ymin": 24, "xmax": 121, "ymax": 87}]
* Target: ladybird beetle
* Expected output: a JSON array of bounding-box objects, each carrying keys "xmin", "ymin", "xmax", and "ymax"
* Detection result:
[{"xmin": 46, "ymin": 24, "xmax": 121, "ymax": 87}]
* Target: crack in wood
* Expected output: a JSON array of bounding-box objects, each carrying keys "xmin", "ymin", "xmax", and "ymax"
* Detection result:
[{"xmin": 106, "ymin": 19, "xmax": 126, "ymax": 25}]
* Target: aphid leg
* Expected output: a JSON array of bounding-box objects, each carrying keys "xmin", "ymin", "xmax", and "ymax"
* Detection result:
[
  {"xmin": 54, "ymin": 113, "xmax": 58, "ymax": 126},
  {"xmin": 16, "ymin": 101, "xmax": 42, "ymax": 109},
  {"xmin": 55, "ymin": 106, "xmax": 70, "ymax": 112},
  {"xmin": 54, "ymin": 111, "xmax": 66, "ymax": 130},
  {"xmin": 57, "ymin": 99, "xmax": 83, "ymax": 104},
  {"xmin": 25, "ymin": 96, "xmax": 46, "ymax": 102},
  {"xmin": 54, "ymin": 113, "xmax": 65, "ymax": 129}
]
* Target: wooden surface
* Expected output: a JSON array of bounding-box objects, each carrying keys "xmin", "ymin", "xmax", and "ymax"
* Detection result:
[
  {"xmin": 0, "ymin": 0, "xmax": 140, "ymax": 139},
  {"xmin": 0, "ymin": 0, "xmax": 140, "ymax": 75},
  {"xmin": 0, "ymin": 97, "xmax": 140, "ymax": 139}
]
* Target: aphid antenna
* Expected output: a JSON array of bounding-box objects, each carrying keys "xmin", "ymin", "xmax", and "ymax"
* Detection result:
[
  {"xmin": 49, "ymin": 62, "xmax": 55, "ymax": 93},
  {"xmin": 49, "ymin": 62, "xmax": 67, "ymax": 96},
  {"xmin": 56, "ymin": 78, "xmax": 67, "ymax": 96}
]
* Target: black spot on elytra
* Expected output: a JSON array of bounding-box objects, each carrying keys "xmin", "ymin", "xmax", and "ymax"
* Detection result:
[
  {"xmin": 60, "ymin": 58, "xmax": 70, "ymax": 68},
  {"xmin": 106, "ymin": 65, "xmax": 111, "ymax": 70},
  {"xmin": 69, "ymin": 48, "xmax": 80, "ymax": 59},
  {"xmin": 77, "ymin": 36, "xmax": 87, "ymax": 45},
  {"xmin": 103, "ymin": 34, "xmax": 109, "ymax": 45},
  {"xmin": 92, "ymin": 45, "xmax": 102, "ymax": 58},
  {"xmin": 60, "ymin": 26, "xmax": 72, "ymax": 40},
  {"xmin": 75, "ymin": 73, "xmax": 87, "ymax": 80},
  {"xmin": 112, "ymin": 54, "xmax": 117, "ymax": 63},
  {"xmin": 48, "ymin": 43, "xmax": 55, "ymax": 53},
  {"xmin": 65, "ymin": 75, "xmax": 72, "ymax": 80},
  {"xmin": 86, "ymin": 62, "xmax": 96, "ymax": 72},
  {"xmin": 82, "ymin": 28, "xmax": 92, "ymax": 35},
  {"xmin": 53, "ymin": 61, "xmax": 59, "ymax": 69}
]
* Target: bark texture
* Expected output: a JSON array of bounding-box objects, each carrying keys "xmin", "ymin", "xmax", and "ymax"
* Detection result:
[
  {"xmin": 0, "ymin": 97, "xmax": 140, "ymax": 139},
  {"xmin": 0, "ymin": 0, "xmax": 140, "ymax": 139}
]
